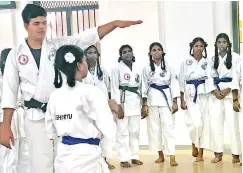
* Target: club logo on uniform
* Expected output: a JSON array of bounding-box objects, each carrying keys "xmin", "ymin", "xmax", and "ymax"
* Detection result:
[
  {"xmin": 98, "ymin": 76, "xmax": 103, "ymax": 81},
  {"xmin": 201, "ymin": 62, "xmax": 207, "ymax": 70},
  {"xmin": 18, "ymin": 55, "xmax": 29, "ymax": 65},
  {"xmin": 124, "ymin": 73, "xmax": 130, "ymax": 80},
  {"xmin": 186, "ymin": 59, "xmax": 193, "ymax": 65},
  {"xmin": 135, "ymin": 74, "xmax": 140, "ymax": 83},
  {"xmin": 48, "ymin": 48, "xmax": 57, "ymax": 61},
  {"xmin": 160, "ymin": 71, "xmax": 166, "ymax": 77},
  {"xmin": 149, "ymin": 71, "xmax": 155, "ymax": 77}
]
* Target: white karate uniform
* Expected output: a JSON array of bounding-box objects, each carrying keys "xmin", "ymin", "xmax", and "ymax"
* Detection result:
[
  {"xmin": 83, "ymin": 65, "xmax": 110, "ymax": 100},
  {"xmin": 141, "ymin": 61, "xmax": 180, "ymax": 155},
  {"xmin": 111, "ymin": 62, "xmax": 142, "ymax": 162},
  {"xmin": 179, "ymin": 56, "xmax": 213, "ymax": 149},
  {"xmin": 1, "ymin": 27, "xmax": 100, "ymax": 173},
  {"xmin": 0, "ymin": 73, "xmax": 29, "ymax": 173},
  {"xmin": 45, "ymin": 81, "xmax": 116, "ymax": 173},
  {"xmin": 236, "ymin": 59, "xmax": 243, "ymax": 156},
  {"xmin": 208, "ymin": 52, "xmax": 241, "ymax": 155}
]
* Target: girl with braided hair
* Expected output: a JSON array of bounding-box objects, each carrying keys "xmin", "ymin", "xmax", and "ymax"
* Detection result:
[
  {"xmin": 179, "ymin": 37, "xmax": 212, "ymax": 162},
  {"xmin": 110, "ymin": 44, "xmax": 143, "ymax": 168},
  {"xmin": 141, "ymin": 42, "xmax": 180, "ymax": 166},
  {"xmin": 83, "ymin": 45, "xmax": 115, "ymax": 169},
  {"xmin": 209, "ymin": 33, "xmax": 241, "ymax": 164}
]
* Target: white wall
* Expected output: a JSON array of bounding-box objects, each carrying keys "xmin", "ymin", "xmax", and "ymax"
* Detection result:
[
  {"xmin": 0, "ymin": 10, "xmax": 13, "ymax": 52},
  {"xmin": 99, "ymin": 1, "xmax": 160, "ymax": 145}
]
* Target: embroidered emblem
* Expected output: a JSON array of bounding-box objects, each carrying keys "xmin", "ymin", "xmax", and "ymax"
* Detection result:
[
  {"xmin": 48, "ymin": 48, "xmax": 57, "ymax": 61},
  {"xmin": 135, "ymin": 74, "xmax": 140, "ymax": 83},
  {"xmin": 98, "ymin": 76, "xmax": 103, "ymax": 81},
  {"xmin": 149, "ymin": 71, "xmax": 155, "ymax": 77},
  {"xmin": 124, "ymin": 73, "xmax": 130, "ymax": 80},
  {"xmin": 201, "ymin": 62, "xmax": 207, "ymax": 70},
  {"xmin": 160, "ymin": 72, "xmax": 166, "ymax": 77},
  {"xmin": 186, "ymin": 59, "xmax": 193, "ymax": 65},
  {"xmin": 18, "ymin": 55, "xmax": 29, "ymax": 65}
]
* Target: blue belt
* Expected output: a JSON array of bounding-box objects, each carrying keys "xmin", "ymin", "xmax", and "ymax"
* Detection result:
[
  {"xmin": 62, "ymin": 136, "xmax": 100, "ymax": 146},
  {"xmin": 186, "ymin": 79, "xmax": 205, "ymax": 103},
  {"xmin": 213, "ymin": 77, "xmax": 232, "ymax": 91},
  {"xmin": 150, "ymin": 83, "xmax": 171, "ymax": 111}
]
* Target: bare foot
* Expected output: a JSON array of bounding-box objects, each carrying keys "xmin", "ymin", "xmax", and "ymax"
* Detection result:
[
  {"xmin": 131, "ymin": 159, "xmax": 143, "ymax": 165},
  {"xmin": 120, "ymin": 162, "xmax": 131, "ymax": 168},
  {"xmin": 107, "ymin": 162, "xmax": 115, "ymax": 169},
  {"xmin": 211, "ymin": 157, "xmax": 222, "ymax": 163},
  {"xmin": 195, "ymin": 148, "xmax": 204, "ymax": 162},
  {"xmin": 155, "ymin": 157, "xmax": 164, "ymax": 163},
  {"xmin": 195, "ymin": 157, "xmax": 204, "ymax": 162},
  {"xmin": 155, "ymin": 151, "xmax": 165, "ymax": 163},
  {"xmin": 192, "ymin": 143, "xmax": 198, "ymax": 157},
  {"xmin": 170, "ymin": 155, "xmax": 178, "ymax": 167},
  {"xmin": 232, "ymin": 155, "xmax": 240, "ymax": 164}
]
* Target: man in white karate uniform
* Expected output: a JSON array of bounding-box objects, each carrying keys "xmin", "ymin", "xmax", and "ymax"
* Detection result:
[{"xmin": 0, "ymin": 4, "xmax": 142, "ymax": 173}]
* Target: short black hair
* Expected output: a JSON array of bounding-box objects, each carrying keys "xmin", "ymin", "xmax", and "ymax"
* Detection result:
[{"xmin": 22, "ymin": 4, "xmax": 47, "ymax": 24}]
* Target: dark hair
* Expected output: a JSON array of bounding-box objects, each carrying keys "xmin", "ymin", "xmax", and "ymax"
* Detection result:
[
  {"xmin": 148, "ymin": 42, "xmax": 166, "ymax": 72},
  {"xmin": 85, "ymin": 45, "xmax": 103, "ymax": 80},
  {"xmin": 54, "ymin": 45, "xmax": 85, "ymax": 88},
  {"xmin": 118, "ymin": 44, "xmax": 135, "ymax": 62},
  {"xmin": 214, "ymin": 33, "xmax": 232, "ymax": 70},
  {"xmin": 22, "ymin": 4, "xmax": 47, "ymax": 24},
  {"xmin": 0, "ymin": 48, "xmax": 11, "ymax": 75},
  {"xmin": 189, "ymin": 37, "xmax": 208, "ymax": 58}
]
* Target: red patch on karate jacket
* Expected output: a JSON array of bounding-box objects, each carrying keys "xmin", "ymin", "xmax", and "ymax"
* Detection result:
[
  {"xmin": 124, "ymin": 73, "xmax": 130, "ymax": 80},
  {"xmin": 149, "ymin": 71, "xmax": 155, "ymax": 77},
  {"xmin": 186, "ymin": 59, "xmax": 193, "ymax": 65},
  {"xmin": 18, "ymin": 55, "xmax": 29, "ymax": 65}
]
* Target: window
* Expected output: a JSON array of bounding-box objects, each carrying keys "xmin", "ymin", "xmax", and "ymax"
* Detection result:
[
  {"xmin": 0, "ymin": 1, "xmax": 16, "ymax": 9},
  {"xmin": 34, "ymin": 1, "xmax": 100, "ymax": 50}
]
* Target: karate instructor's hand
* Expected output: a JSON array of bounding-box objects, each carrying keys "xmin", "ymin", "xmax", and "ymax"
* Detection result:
[
  {"xmin": 180, "ymin": 100, "xmax": 187, "ymax": 110},
  {"xmin": 141, "ymin": 104, "xmax": 149, "ymax": 119},
  {"xmin": 0, "ymin": 122, "xmax": 14, "ymax": 149},
  {"xmin": 172, "ymin": 102, "xmax": 178, "ymax": 114},
  {"xmin": 117, "ymin": 105, "xmax": 124, "ymax": 119},
  {"xmin": 115, "ymin": 20, "xmax": 143, "ymax": 28},
  {"xmin": 213, "ymin": 89, "xmax": 223, "ymax": 100},
  {"xmin": 233, "ymin": 100, "xmax": 241, "ymax": 112}
]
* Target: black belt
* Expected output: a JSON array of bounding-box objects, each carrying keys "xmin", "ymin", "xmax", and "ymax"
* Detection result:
[{"xmin": 24, "ymin": 98, "xmax": 47, "ymax": 112}]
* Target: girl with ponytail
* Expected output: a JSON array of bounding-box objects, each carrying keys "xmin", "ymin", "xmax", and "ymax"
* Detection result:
[
  {"xmin": 179, "ymin": 37, "xmax": 211, "ymax": 162},
  {"xmin": 46, "ymin": 45, "xmax": 116, "ymax": 173},
  {"xmin": 141, "ymin": 42, "xmax": 180, "ymax": 166},
  {"xmin": 209, "ymin": 33, "xmax": 241, "ymax": 164}
]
